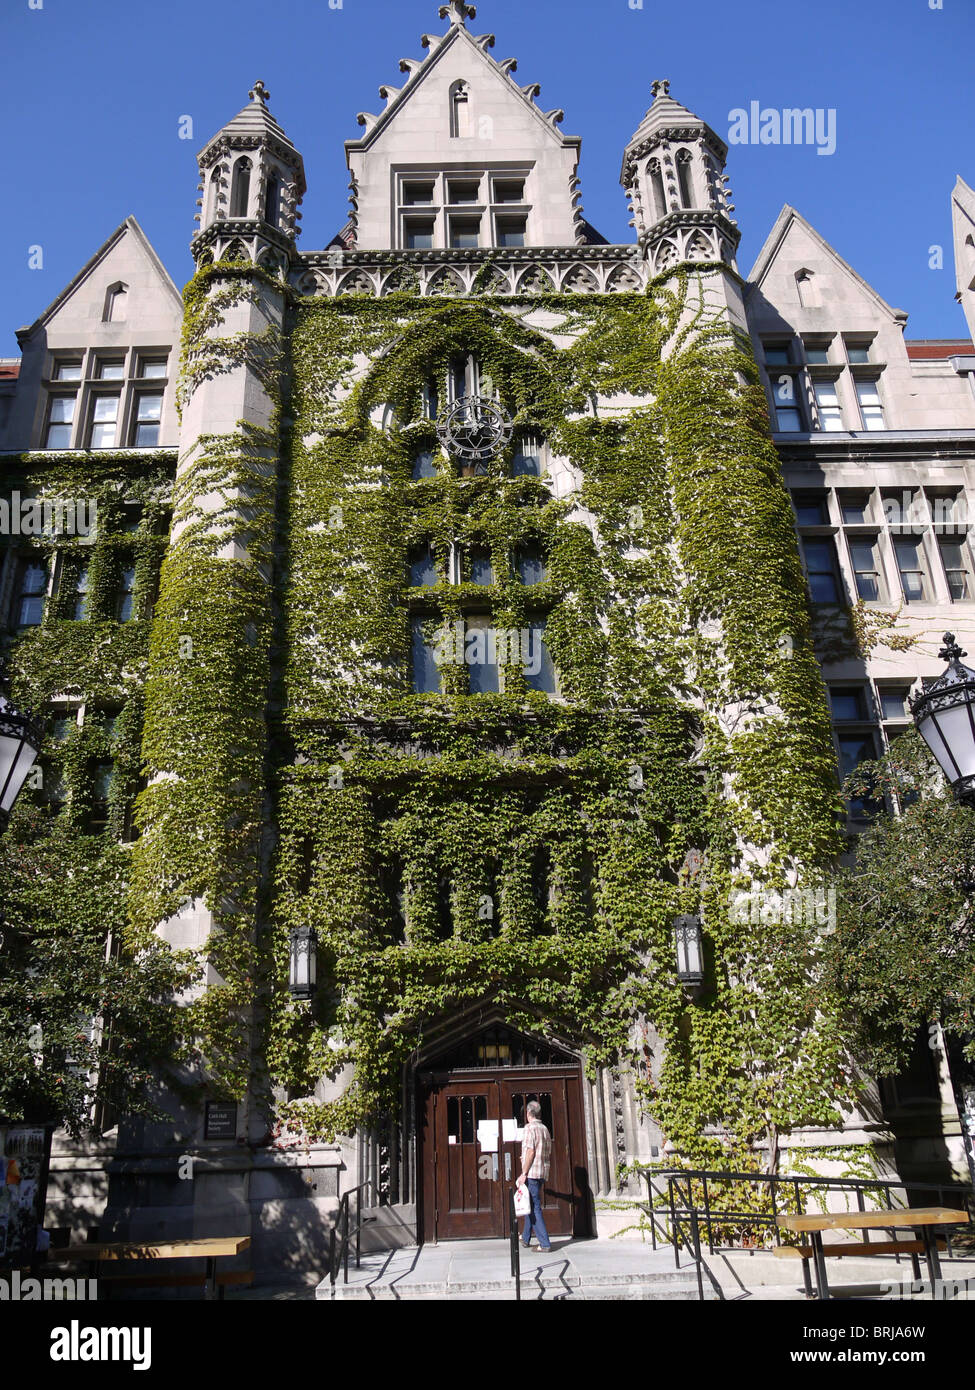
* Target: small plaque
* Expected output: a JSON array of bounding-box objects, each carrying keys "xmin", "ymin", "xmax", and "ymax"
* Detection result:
[{"xmin": 205, "ymin": 1102, "xmax": 237, "ymax": 1141}]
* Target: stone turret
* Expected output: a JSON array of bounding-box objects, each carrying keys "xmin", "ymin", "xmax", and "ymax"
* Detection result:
[
  {"xmin": 621, "ymin": 80, "xmax": 740, "ymax": 277},
  {"xmin": 193, "ymin": 81, "xmax": 306, "ymax": 271}
]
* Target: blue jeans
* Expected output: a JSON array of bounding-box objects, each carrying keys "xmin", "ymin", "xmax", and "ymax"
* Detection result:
[{"xmin": 521, "ymin": 1178, "xmax": 551, "ymax": 1249}]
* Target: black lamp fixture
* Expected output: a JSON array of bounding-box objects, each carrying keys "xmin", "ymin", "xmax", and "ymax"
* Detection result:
[
  {"xmin": 674, "ymin": 913, "xmax": 704, "ymax": 988},
  {"xmin": 910, "ymin": 633, "xmax": 975, "ymax": 806},
  {"xmin": 0, "ymin": 657, "xmax": 43, "ymax": 834},
  {"xmin": 288, "ymin": 923, "xmax": 318, "ymax": 1000}
]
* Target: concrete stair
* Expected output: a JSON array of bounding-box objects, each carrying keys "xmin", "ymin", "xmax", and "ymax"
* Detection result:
[{"xmin": 316, "ymin": 1238, "xmax": 718, "ymax": 1301}]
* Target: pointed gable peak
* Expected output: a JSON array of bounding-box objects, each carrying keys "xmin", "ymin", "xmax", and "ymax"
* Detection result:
[
  {"xmin": 17, "ymin": 216, "xmax": 181, "ymax": 345},
  {"xmin": 349, "ymin": 0, "xmax": 573, "ymax": 149},
  {"xmin": 747, "ymin": 205, "xmax": 907, "ymax": 322}
]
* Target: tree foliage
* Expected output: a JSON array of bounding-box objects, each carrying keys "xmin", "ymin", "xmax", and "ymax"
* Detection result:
[
  {"xmin": 825, "ymin": 728, "xmax": 975, "ymax": 1074},
  {"xmin": 0, "ymin": 807, "xmax": 198, "ymax": 1137}
]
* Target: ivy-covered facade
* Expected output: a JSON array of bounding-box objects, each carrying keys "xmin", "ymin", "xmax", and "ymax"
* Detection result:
[{"xmin": 3, "ymin": 1, "xmax": 975, "ymax": 1275}]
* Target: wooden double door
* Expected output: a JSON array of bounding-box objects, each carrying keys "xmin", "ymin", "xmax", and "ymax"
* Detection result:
[{"xmin": 419, "ymin": 1066, "xmax": 590, "ymax": 1242}]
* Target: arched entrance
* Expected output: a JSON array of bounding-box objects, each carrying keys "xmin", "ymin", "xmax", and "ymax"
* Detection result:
[{"xmin": 416, "ymin": 1023, "xmax": 592, "ymax": 1242}]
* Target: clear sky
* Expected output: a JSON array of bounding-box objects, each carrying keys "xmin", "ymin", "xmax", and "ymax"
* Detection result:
[{"xmin": 1, "ymin": 0, "xmax": 972, "ymax": 346}]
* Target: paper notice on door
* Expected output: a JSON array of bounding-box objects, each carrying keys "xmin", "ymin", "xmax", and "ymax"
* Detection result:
[
  {"xmin": 448, "ymin": 1135, "xmax": 457, "ymax": 1145},
  {"xmin": 502, "ymin": 1119, "xmax": 524, "ymax": 1143},
  {"xmin": 476, "ymin": 1121, "xmax": 499, "ymax": 1153}
]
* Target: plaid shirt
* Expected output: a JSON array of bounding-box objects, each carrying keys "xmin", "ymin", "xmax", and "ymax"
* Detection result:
[{"xmin": 521, "ymin": 1120, "xmax": 552, "ymax": 1180}]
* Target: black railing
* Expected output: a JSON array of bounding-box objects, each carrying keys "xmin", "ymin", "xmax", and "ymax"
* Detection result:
[
  {"xmin": 636, "ymin": 1167, "xmax": 975, "ymax": 1300},
  {"xmin": 508, "ymin": 1188, "xmax": 522, "ymax": 1300},
  {"xmin": 329, "ymin": 1181, "xmax": 376, "ymax": 1287}
]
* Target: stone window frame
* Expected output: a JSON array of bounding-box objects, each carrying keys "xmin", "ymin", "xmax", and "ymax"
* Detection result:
[
  {"xmin": 37, "ymin": 347, "xmax": 171, "ymax": 450},
  {"xmin": 394, "ymin": 167, "xmax": 534, "ymax": 251}
]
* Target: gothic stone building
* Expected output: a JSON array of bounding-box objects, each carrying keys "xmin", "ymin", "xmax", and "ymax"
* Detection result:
[{"xmin": 2, "ymin": 1, "xmax": 975, "ymax": 1279}]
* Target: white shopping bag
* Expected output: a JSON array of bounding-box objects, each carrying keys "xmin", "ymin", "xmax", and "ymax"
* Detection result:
[{"xmin": 513, "ymin": 1183, "xmax": 531, "ymax": 1217}]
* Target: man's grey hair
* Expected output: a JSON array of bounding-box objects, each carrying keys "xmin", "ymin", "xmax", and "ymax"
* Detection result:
[{"xmin": 526, "ymin": 1100, "xmax": 542, "ymax": 1119}]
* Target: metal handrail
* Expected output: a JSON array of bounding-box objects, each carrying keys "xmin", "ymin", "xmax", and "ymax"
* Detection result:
[
  {"xmin": 329, "ymin": 1180, "xmax": 377, "ymax": 1287},
  {"xmin": 636, "ymin": 1166, "xmax": 975, "ymax": 1298},
  {"xmin": 508, "ymin": 1188, "xmax": 521, "ymax": 1301}
]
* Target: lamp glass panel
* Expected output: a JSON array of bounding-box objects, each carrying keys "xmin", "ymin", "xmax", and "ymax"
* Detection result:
[
  {"xmin": 929, "ymin": 702, "xmax": 975, "ymax": 780},
  {"xmin": 917, "ymin": 711, "xmax": 957, "ymax": 782},
  {"xmin": 0, "ymin": 731, "xmax": 39, "ymax": 813}
]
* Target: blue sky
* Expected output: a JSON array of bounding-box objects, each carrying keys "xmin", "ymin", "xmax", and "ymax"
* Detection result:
[{"xmin": 1, "ymin": 0, "xmax": 972, "ymax": 345}]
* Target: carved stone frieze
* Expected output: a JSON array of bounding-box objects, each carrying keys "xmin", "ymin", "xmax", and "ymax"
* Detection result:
[{"xmin": 291, "ymin": 246, "xmax": 648, "ymax": 297}]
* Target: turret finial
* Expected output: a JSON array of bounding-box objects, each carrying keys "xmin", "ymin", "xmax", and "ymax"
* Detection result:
[
  {"xmin": 439, "ymin": 1, "xmax": 476, "ymax": 26},
  {"xmin": 650, "ymin": 79, "xmax": 671, "ymax": 101},
  {"xmin": 249, "ymin": 80, "xmax": 271, "ymax": 106}
]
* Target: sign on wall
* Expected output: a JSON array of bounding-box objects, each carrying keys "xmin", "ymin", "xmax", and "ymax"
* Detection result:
[{"xmin": 204, "ymin": 1103, "xmax": 238, "ymax": 1141}]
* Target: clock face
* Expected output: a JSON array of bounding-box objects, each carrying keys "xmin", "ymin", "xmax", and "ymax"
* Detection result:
[{"xmin": 436, "ymin": 395, "xmax": 513, "ymax": 463}]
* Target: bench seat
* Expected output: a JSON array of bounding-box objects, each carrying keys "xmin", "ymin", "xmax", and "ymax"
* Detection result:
[{"xmin": 773, "ymin": 1238, "xmax": 945, "ymax": 1260}]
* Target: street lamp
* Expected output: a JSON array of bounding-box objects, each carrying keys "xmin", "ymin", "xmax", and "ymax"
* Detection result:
[
  {"xmin": 910, "ymin": 634, "xmax": 975, "ymax": 1187},
  {"xmin": 288, "ymin": 924, "xmax": 318, "ymax": 1000},
  {"xmin": 910, "ymin": 633, "xmax": 975, "ymax": 806},
  {"xmin": 0, "ymin": 660, "xmax": 43, "ymax": 834},
  {"xmin": 674, "ymin": 913, "xmax": 704, "ymax": 987}
]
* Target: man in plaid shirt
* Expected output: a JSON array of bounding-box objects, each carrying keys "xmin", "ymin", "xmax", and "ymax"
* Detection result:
[{"xmin": 517, "ymin": 1100, "xmax": 553, "ymax": 1250}]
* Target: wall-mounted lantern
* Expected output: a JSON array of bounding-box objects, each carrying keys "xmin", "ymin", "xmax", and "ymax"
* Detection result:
[
  {"xmin": 288, "ymin": 924, "xmax": 318, "ymax": 1000},
  {"xmin": 674, "ymin": 913, "xmax": 704, "ymax": 988}
]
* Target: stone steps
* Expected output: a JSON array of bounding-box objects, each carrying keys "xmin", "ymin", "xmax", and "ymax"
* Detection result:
[{"xmin": 317, "ymin": 1239, "xmax": 718, "ymax": 1300}]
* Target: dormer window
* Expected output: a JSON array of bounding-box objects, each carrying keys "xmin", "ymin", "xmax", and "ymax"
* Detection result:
[
  {"xmin": 675, "ymin": 150, "xmax": 694, "ymax": 209},
  {"xmin": 450, "ymin": 81, "xmax": 471, "ymax": 138},
  {"xmin": 231, "ymin": 157, "xmax": 252, "ymax": 218}
]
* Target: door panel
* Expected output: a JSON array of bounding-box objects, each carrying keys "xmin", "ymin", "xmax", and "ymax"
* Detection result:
[
  {"xmin": 499, "ymin": 1077, "xmax": 579, "ymax": 1237},
  {"xmin": 433, "ymin": 1081, "xmax": 501, "ymax": 1239},
  {"xmin": 420, "ymin": 1067, "xmax": 590, "ymax": 1241}
]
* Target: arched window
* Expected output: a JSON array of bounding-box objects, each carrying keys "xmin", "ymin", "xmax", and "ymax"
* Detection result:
[
  {"xmin": 676, "ymin": 150, "xmax": 694, "ymax": 209},
  {"xmin": 263, "ymin": 172, "xmax": 281, "ymax": 227},
  {"xmin": 648, "ymin": 159, "xmax": 666, "ymax": 221},
  {"xmin": 103, "ymin": 282, "xmax": 127, "ymax": 323},
  {"xmin": 230, "ymin": 157, "xmax": 252, "ymax": 218},
  {"xmin": 449, "ymin": 353, "xmax": 479, "ymax": 401},
  {"xmin": 206, "ymin": 166, "xmax": 221, "ymax": 223},
  {"xmin": 450, "ymin": 81, "xmax": 471, "ymax": 138},
  {"xmin": 795, "ymin": 269, "xmax": 819, "ymax": 308}
]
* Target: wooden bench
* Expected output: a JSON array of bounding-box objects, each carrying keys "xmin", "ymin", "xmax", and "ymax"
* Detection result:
[
  {"xmin": 776, "ymin": 1207, "xmax": 969, "ymax": 1301},
  {"xmin": 45, "ymin": 1236, "xmax": 251, "ymax": 1301}
]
